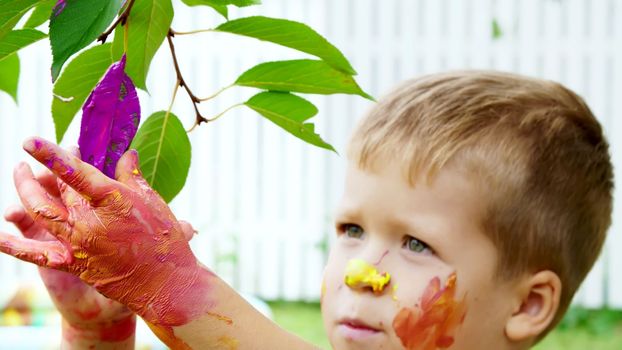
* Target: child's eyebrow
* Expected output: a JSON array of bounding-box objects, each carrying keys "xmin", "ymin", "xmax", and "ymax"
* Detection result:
[
  {"xmin": 333, "ymin": 204, "xmax": 364, "ymax": 222},
  {"xmin": 385, "ymin": 215, "xmax": 443, "ymax": 247}
]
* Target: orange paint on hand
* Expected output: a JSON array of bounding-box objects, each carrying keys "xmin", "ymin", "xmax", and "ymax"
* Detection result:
[
  {"xmin": 206, "ymin": 310, "xmax": 233, "ymax": 325},
  {"xmin": 392, "ymin": 273, "xmax": 466, "ymax": 350},
  {"xmin": 146, "ymin": 321, "xmax": 192, "ymax": 350},
  {"xmin": 216, "ymin": 335, "xmax": 239, "ymax": 349}
]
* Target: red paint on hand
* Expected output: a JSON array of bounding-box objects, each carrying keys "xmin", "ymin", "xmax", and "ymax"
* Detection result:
[
  {"xmin": 392, "ymin": 273, "xmax": 467, "ymax": 350},
  {"xmin": 0, "ymin": 138, "xmax": 215, "ymax": 337}
]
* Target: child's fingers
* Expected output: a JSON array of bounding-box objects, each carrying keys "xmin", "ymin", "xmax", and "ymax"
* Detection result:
[
  {"xmin": 35, "ymin": 145, "xmax": 81, "ymax": 202},
  {"xmin": 179, "ymin": 220, "xmax": 198, "ymax": 242},
  {"xmin": 35, "ymin": 169, "xmax": 61, "ymax": 199},
  {"xmin": 4, "ymin": 205, "xmax": 55, "ymax": 242},
  {"xmin": 14, "ymin": 162, "xmax": 68, "ymax": 223},
  {"xmin": 4, "ymin": 204, "xmax": 29, "ymax": 227},
  {"xmin": 67, "ymin": 145, "xmax": 81, "ymax": 159},
  {"xmin": 0, "ymin": 232, "xmax": 69, "ymax": 269},
  {"xmin": 115, "ymin": 149, "xmax": 155, "ymax": 194},
  {"xmin": 22, "ymin": 137, "xmax": 114, "ymax": 204},
  {"xmin": 5, "ymin": 205, "xmax": 37, "ymax": 238},
  {"xmin": 58, "ymin": 179, "xmax": 89, "ymax": 212}
]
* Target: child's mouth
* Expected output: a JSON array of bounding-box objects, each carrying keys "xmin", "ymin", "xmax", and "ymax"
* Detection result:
[{"xmin": 338, "ymin": 318, "xmax": 382, "ymax": 340}]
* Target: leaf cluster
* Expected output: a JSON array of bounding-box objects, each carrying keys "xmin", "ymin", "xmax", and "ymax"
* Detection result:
[{"xmin": 2, "ymin": 0, "xmax": 372, "ymax": 202}]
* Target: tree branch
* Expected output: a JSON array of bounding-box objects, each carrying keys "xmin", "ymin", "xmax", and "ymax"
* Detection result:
[
  {"xmin": 97, "ymin": 0, "xmax": 137, "ymax": 43},
  {"xmin": 166, "ymin": 29, "xmax": 208, "ymax": 129}
]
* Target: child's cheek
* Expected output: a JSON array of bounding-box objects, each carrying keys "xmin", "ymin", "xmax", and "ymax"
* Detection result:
[{"xmin": 392, "ymin": 273, "xmax": 467, "ymax": 350}]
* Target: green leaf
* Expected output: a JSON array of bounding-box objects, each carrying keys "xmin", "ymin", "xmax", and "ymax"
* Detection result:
[
  {"xmin": 0, "ymin": 29, "xmax": 47, "ymax": 61},
  {"xmin": 130, "ymin": 111, "xmax": 192, "ymax": 203},
  {"xmin": 182, "ymin": 0, "xmax": 259, "ymax": 7},
  {"xmin": 180, "ymin": 0, "xmax": 228, "ymax": 19},
  {"xmin": 236, "ymin": 59, "xmax": 373, "ymax": 99},
  {"xmin": 0, "ymin": 0, "xmax": 41, "ymax": 40},
  {"xmin": 0, "ymin": 54, "xmax": 20, "ymax": 102},
  {"xmin": 221, "ymin": 0, "xmax": 260, "ymax": 6},
  {"xmin": 245, "ymin": 91, "xmax": 335, "ymax": 152},
  {"xmin": 52, "ymin": 43, "xmax": 115, "ymax": 143},
  {"xmin": 24, "ymin": 0, "xmax": 55, "ymax": 28},
  {"xmin": 111, "ymin": 0, "xmax": 174, "ymax": 91},
  {"xmin": 49, "ymin": 0, "xmax": 123, "ymax": 81},
  {"xmin": 216, "ymin": 16, "xmax": 355, "ymax": 75}
]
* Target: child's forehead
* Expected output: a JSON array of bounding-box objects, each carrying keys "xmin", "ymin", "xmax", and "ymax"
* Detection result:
[
  {"xmin": 339, "ymin": 159, "xmax": 488, "ymax": 228},
  {"xmin": 344, "ymin": 153, "xmax": 480, "ymax": 191}
]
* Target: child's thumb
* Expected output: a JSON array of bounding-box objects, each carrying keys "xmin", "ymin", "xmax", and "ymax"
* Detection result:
[{"xmin": 115, "ymin": 149, "xmax": 149, "ymax": 190}]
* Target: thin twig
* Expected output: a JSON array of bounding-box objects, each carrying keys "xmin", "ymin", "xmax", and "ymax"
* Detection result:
[
  {"xmin": 170, "ymin": 28, "xmax": 215, "ymax": 36},
  {"xmin": 166, "ymin": 29, "xmax": 208, "ymax": 129},
  {"xmin": 206, "ymin": 103, "xmax": 244, "ymax": 123},
  {"xmin": 97, "ymin": 0, "xmax": 137, "ymax": 43},
  {"xmin": 198, "ymin": 84, "xmax": 234, "ymax": 102}
]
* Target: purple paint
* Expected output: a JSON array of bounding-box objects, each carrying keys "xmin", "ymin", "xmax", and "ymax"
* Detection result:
[
  {"xmin": 52, "ymin": 0, "xmax": 66, "ymax": 16},
  {"xmin": 78, "ymin": 55, "xmax": 141, "ymax": 178}
]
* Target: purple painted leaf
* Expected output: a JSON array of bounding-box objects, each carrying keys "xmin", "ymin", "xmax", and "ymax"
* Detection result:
[
  {"xmin": 53, "ymin": 0, "xmax": 66, "ymax": 17},
  {"xmin": 78, "ymin": 54, "xmax": 141, "ymax": 178}
]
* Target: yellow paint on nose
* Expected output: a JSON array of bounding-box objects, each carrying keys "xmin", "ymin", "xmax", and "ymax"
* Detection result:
[{"xmin": 344, "ymin": 258, "xmax": 391, "ymax": 294}]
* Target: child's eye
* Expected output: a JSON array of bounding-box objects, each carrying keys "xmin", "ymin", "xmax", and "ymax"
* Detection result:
[
  {"xmin": 339, "ymin": 224, "xmax": 365, "ymax": 239},
  {"xmin": 403, "ymin": 236, "xmax": 431, "ymax": 254}
]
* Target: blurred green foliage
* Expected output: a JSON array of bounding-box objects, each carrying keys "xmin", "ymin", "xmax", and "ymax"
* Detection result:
[{"xmin": 268, "ymin": 302, "xmax": 622, "ymax": 350}]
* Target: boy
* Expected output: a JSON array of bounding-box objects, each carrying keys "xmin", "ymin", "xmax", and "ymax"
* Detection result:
[{"xmin": 0, "ymin": 70, "xmax": 613, "ymax": 349}]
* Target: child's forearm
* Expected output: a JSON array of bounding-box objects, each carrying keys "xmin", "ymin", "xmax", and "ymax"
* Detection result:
[
  {"xmin": 144, "ymin": 265, "xmax": 318, "ymax": 350},
  {"xmin": 60, "ymin": 315, "xmax": 136, "ymax": 350}
]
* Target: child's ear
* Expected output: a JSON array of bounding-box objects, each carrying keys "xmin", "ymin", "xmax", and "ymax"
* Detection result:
[{"xmin": 505, "ymin": 270, "xmax": 562, "ymax": 342}]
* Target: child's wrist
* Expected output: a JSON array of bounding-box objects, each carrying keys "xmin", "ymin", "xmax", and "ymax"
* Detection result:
[
  {"xmin": 135, "ymin": 261, "xmax": 216, "ymax": 327},
  {"xmin": 61, "ymin": 314, "xmax": 136, "ymax": 349}
]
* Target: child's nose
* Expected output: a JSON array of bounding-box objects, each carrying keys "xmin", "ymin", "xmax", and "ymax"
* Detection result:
[{"xmin": 344, "ymin": 258, "xmax": 391, "ymax": 295}]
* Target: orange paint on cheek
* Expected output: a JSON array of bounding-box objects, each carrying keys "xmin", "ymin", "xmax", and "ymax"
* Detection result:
[{"xmin": 392, "ymin": 273, "xmax": 466, "ymax": 350}]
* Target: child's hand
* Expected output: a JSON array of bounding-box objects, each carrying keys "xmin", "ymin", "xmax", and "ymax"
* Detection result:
[
  {"xmin": 5, "ymin": 205, "xmax": 134, "ymax": 330},
  {"xmin": 0, "ymin": 137, "xmax": 211, "ymax": 329},
  {"xmin": 3, "ymin": 168, "xmax": 136, "ymax": 348}
]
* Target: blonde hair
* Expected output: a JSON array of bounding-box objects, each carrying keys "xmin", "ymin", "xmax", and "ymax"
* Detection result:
[{"xmin": 348, "ymin": 71, "xmax": 614, "ymax": 333}]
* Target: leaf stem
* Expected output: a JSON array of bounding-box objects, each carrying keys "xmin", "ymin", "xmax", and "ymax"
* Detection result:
[
  {"xmin": 168, "ymin": 80, "xmax": 181, "ymax": 116},
  {"xmin": 198, "ymin": 84, "xmax": 234, "ymax": 102},
  {"xmin": 206, "ymin": 103, "xmax": 244, "ymax": 123},
  {"xmin": 97, "ymin": 0, "xmax": 136, "ymax": 44},
  {"xmin": 123, "ymin": 20, "xmax": 129, "ymax": 53},
  {"xmin": 166, "ymin": 29, "xmax": 208, "ymax": 129},
  {"xmin": 150, "ymin": 82, "xmax": 179, "ymax": 185},
  {"xmin": 53, "ymin": 93, "xmax": 74, "ymax": 102},
  {"xmin": 170, "ymin": 28, "xmax": 215, "ymax": 36}
]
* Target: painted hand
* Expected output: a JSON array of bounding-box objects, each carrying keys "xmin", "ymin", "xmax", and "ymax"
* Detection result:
[
  {"xmin": 4, "ymin": 202, "xmax": 197, "ymax": 329},
  {"xmin": 0, "ymin": 137, "xmax": 213, "ymax": 330}
]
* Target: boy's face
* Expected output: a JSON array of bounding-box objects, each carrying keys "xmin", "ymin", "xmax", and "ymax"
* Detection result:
[{"xmin": 322, "ymin": 160, "xmax": 517, "ymax": 350}]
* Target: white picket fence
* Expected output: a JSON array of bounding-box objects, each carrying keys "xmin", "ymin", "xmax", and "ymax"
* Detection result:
[{"xmin": 0, "ymin": 0, "xmax": 620, "ymax": 308}]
